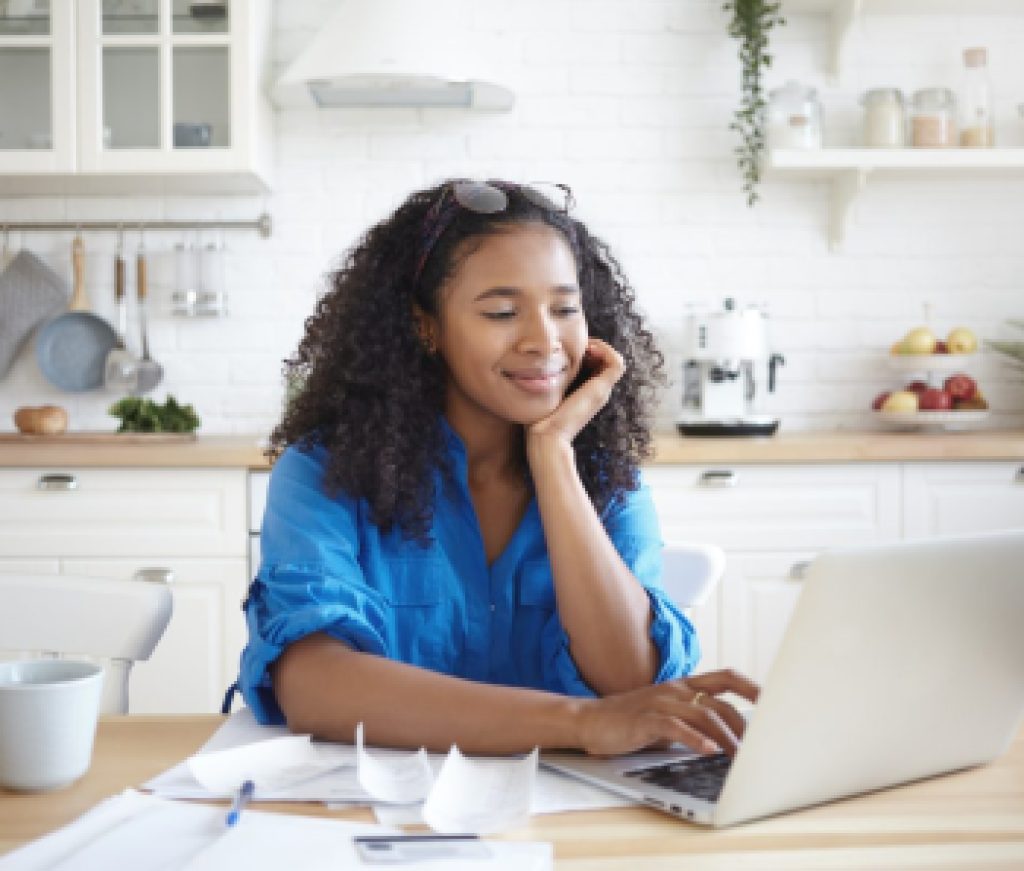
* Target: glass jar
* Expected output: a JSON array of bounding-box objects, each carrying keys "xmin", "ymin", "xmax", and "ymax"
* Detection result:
[
  {"xmin": 861, "ymin": 88, "xmax": 905, "ymax": 147},
  {"xmin": 767, "ymin": 81, "xmax": 823, "ymax": 150},
  {"xmin": 910, "ymin": 88, "xmax": 957, "ymax": 148},
  {"xmin": 960, "ymin": 47, "xmax": 994, "ymax": 147}
]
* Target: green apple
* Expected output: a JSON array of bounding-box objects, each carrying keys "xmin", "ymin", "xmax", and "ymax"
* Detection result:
[
  {"xmin": 901, "ymin": 327, "xmax": 938, "ymax": 355},
  {"xmin": 881, "ymin": 390, "xmax": 919, "ymax": 412}
]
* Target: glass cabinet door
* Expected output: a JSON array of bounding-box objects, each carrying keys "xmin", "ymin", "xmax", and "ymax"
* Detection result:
[
  {"xmin": 0, "ymin": 0, "xmax": 74, "ymax": 171},
  {"xmin": 79, "ymin": 0, "xmax": 234, "ymax": 170},
  {"xmin": 0, "ymin": 1, "xmax": 50, "ymax": 152}
]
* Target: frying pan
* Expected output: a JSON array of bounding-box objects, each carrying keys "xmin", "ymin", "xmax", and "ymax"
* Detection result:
[{"xmin": 36, "ymin": 236, "xmax": 117, "ymax": 392}]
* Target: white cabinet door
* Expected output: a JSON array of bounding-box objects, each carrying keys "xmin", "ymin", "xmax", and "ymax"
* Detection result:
[
  {"xmin": 720, "ymin": 551, "xmax": 814, "ymax": 683},
  {"xmin": 62, "ymin": 557, "xmax": 248, "ymax": 714},
  {"xmin": 645, "ymin": 464, "xmax": 902, "ymax": 551},
  {"xmin": 903, "ymin": 463, "xmax": 1024, "ymax": 538},
  {"xmin": 0, "ymin": 468, "xmax": 246, "ymax": 558}
]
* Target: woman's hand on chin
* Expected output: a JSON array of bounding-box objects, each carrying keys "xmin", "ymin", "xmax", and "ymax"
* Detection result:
[{"xmin": 526, "ymin": 338, "xmax": 625, "ymax": 450}]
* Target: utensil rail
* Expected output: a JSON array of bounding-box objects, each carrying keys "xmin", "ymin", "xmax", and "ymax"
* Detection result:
[{"xmin": 0, "ymin": 213, "xmax": 272, "ymax": 239}]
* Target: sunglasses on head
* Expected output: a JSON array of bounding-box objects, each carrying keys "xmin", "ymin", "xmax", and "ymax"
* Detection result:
[{"xmin": 413, "ymin": 180, "xmax": 575, "ymax": 285}]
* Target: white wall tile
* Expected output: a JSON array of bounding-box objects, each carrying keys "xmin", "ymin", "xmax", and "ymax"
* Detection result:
[{"xmin": 2, "ymin": 0, "xmax": 1022, "ymax": 437}]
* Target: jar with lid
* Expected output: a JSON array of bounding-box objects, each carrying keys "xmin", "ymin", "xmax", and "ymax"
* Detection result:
[
  {"xmin": 861, "ymin": 88, "xmax": 905, "ymax": 147},
  {"xmin": 960, "ymin": 47, "xmax": 994, "ymax": 147},
  {"xmin": 767, "ymin": 81, "xmax": 823, "ymax": 150},
  {"xmin": 910, "ymin": 88, "xmax": 957, "ymax": 147}
]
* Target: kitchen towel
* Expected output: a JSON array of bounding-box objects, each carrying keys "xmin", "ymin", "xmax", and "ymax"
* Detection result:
[{"xmin": 0, "ymin": 250, "xmax": 69, "ymax": 379}]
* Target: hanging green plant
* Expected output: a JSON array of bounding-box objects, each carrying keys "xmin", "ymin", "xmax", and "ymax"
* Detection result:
[{"xmin": 723, "ymin": 0, "xmax": 786, "ymax": 206}]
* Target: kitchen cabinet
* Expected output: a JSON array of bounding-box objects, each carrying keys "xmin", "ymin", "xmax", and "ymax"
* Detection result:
[
  {"xmin": 0, "ymin": 467, "xmax": 248, "ymax": 713},
  {"xmin": 0, "ymin": 0, "xmax": 272, "ymax": 195},
  {"xmin": 902, "ymin": 462, "xmax": 1024, "ymax": 538},
  {"xmin": 644, "ymin": 464, "xmax": 901, "ymax": 678}
]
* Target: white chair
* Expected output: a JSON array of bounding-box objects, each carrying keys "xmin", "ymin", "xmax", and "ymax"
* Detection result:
[
  {"xmin": 659, "ymin": 541, "xmax": 726, "ymax": 612},
  {"xmin": 0, "ymin": 573, "xmax": 172, "ymax": 714}
]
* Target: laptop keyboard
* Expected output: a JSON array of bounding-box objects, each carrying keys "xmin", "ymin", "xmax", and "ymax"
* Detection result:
[{"xmin": 623, "ymin": 753, "xmax": 732, "ymax": 802}]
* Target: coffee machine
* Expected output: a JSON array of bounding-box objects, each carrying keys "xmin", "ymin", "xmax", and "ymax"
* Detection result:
[{"xmin": 677, "ymin": 298, "xmax": 785, "ymax": 437}]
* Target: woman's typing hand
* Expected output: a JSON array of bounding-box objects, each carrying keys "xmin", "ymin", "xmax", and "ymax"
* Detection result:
[{"xmin": 571, "ymin": 670, "xmax": 761, "ymax": 757}]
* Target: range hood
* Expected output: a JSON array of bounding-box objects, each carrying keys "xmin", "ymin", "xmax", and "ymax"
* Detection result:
[{"xmin": 273, "ymin": 0, "xmax": 515, "ymax": 111}]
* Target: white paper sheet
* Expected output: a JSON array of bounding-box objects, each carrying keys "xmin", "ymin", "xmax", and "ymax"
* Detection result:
[
  {"xmin": 354, "ymin": 722, "xmax": 435, "ymax": 804},
  {"xmin": 0, "ymin": 790, "xmax": 552, "ymax": 871},
  {"xmin": 188, "ymin": 735, "xmax": 355, "ymax": 795},
  {"xmin": 422, "ymin": 746, "xmax": 538, "ymax": 834},
  {"xmin": 372, "ymin": 763, "xmax": 635, "ymax": 826},
  {"xmin": 145, "ymin": 709, "xmax": 636, "ymax": 828}
]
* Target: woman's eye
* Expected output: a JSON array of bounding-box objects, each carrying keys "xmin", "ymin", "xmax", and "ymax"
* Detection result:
[
  {"xmin": 555, "ymin": 307, "xmax": 580, "ymax": 317},
  {"xmin": 483, "ymin": 310, "xmax": 516, "ymax": 320}
]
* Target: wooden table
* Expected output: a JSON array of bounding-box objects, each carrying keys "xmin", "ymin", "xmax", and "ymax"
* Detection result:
[{"xmin": 2, "ymin": 716, "xmax": 1023, "ymax": 869}]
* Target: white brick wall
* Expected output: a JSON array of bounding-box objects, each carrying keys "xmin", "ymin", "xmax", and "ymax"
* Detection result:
[{"xmin": 2, "ymin": 0, "xmax": 1023, "ymax": 436}]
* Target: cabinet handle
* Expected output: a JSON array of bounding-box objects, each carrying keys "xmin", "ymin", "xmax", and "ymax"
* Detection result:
[
  {"xmin": 789, "ymin": 561, "xmax": 812, "ymax": 582},
  {"xmin": 698, "ymin": 470, "xmax": 738, "ymax": 488},
  {"xmin": 133, "ymin": 567, "xmax": 174, "ymax": 585},
  {"xmin": 37, "ymin": 473, "xmax": 78, "ymax": 491}
]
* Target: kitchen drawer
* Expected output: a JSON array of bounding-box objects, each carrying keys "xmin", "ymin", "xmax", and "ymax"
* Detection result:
[
  {"xmin": 0, "ymin": 468, "xmax": 246, "ymax": 558},
  {"xmin": 644, "ymin": 464, "xmax": 901, "ymax": 550},
  {"xmin": 903, "ymin": 462, "xmax": 1024, "ymax": 538}
]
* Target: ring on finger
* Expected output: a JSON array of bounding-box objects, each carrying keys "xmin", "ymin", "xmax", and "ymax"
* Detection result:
[{"xmin": 691, "ymin": 691, "xmax": 708, "ymax": 708}]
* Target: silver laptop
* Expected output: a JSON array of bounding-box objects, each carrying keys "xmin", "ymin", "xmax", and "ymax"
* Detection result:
[{"xmin": 544, "ymin": 530, "xmax": 1024, "ymax": 827}]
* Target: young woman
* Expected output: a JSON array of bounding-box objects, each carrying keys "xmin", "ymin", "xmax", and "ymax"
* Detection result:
[{"xmin": 238, "ymin": 179, "xmax": 758, "ymax": 756}]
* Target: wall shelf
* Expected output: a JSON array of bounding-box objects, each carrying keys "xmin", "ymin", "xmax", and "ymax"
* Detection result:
[
  {"xmin": 781, "ymin": 0, "xmax": 1024, "ymax": 82},
  {"xmin": 765, "ymin": 147, "xmax": 1024, "ymax": 249}
]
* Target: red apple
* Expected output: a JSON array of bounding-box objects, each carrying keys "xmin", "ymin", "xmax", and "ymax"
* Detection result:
[
  {"xmin": 919, "ymin": 388, "xmax": 953, "ymax": 411},
  {"xmin": 943, "ymin": 373, "xmax": 977, "ymax": 402},
  {"xmin": 934, "ymin": 340, "xmax": 949, "ymax": 354},
  {"xmin": 904, "ymin": 380, "xmax": 930, "ymax": 396},
  {"xmin": 871, "ymin": 391, "xmax": 892, "ymax": 411}
]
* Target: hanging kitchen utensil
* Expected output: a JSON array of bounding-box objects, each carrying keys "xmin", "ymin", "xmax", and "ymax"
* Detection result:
[
  {"xmin": 36, "ymin": 235, "xmax": 118, "ymax": 392},
  {"xmin": 103, "ymin": 234, "xmax": 139, "ymax": 393},
  {"xmin": 133, "ymin": 243, "xmax": 163, "ymax": 394},
  {"xmin": 0, "ymin": 249, "xmax": 68, "ymax": 379}
]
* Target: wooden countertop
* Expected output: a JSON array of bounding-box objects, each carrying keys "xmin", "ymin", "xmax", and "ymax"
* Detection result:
[
  {"xmin": 0, "ymin": 434, "xmax": 273, "ymax": 469},
  {"xmin": 3, "ymin": 716, "xmax": 1023, "ymax": 869},
  {"xmin": 0, "ymin": 430, "xmax": 1022, "ymax": 469},
  {"xmin": 650, "ymin": 429, "xmax": 1024, "ymax": 464}
]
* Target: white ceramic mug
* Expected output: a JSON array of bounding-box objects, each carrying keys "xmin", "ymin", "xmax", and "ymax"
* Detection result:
[{"xmin": 0, "ymin": 659, "xmax": 104, "ymax": 792}]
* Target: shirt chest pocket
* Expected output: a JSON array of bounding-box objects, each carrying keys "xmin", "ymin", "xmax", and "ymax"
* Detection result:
[
  {"xmin": 383, "ymin": 559, "xmax": 443, "ymax": 607},
  {"xmin": 518, "ymin": 559, "xmax": 556, "ymax": 610},
  {"xmin": 382, "ymin": 558, "xmax": 459, "ymax": 668}
]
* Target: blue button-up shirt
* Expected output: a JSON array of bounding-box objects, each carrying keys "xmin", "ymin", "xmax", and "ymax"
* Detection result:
[{"xmin": 239, "ymin": 422, "xmax": 699, "ymax": 724}]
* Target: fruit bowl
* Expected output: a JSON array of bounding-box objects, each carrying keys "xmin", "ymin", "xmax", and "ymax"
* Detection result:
[
  {"xmin": 886, "ymin": 353, "xmax": 977, "ymax": 374},
  {"xmin": 874, "ymin": 409, "xmax": 989, "ymax": 430}
]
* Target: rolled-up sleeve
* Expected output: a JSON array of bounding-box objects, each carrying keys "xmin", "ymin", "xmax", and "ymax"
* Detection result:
[
  {"xmin": 603, "ymin": 480, "xmax": 701, "ymax": 683},
  {"xmin": 238, "ymin": 447, "xmax": 388, "ymax": 724}
]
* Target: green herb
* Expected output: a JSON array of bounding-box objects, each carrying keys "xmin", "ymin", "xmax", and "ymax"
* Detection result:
[
  {"xmin": 723, "ymin": 0, "xmax": 786, "ymax": 206},
  {"xmin": 108, "ymin": 396, "xmax": 201, "ymax": 433},
  {"xmin": 987, "ymin": 319, "xmax": 1024, "ymax": 376}
]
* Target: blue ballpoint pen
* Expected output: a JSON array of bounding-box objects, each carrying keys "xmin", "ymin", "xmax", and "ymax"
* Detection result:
[{"xmin": 225, "ymin": 779, "xmax": 255, "ymax": 827}]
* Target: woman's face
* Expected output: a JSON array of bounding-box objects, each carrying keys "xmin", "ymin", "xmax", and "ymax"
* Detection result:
[{"xmin": 426, "ymin": 223, "xmax": 588, "ymax": 429}]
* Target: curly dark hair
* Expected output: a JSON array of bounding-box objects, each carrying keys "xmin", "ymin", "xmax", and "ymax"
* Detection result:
[{"xmin": 271, "ymin": 179, "xmax": 666, "ymax": 545}]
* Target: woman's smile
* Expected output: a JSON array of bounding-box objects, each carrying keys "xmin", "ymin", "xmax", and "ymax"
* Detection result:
[{"xmin": 502, "ymin": 364, "xmax": 568, "ymax": 395}]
